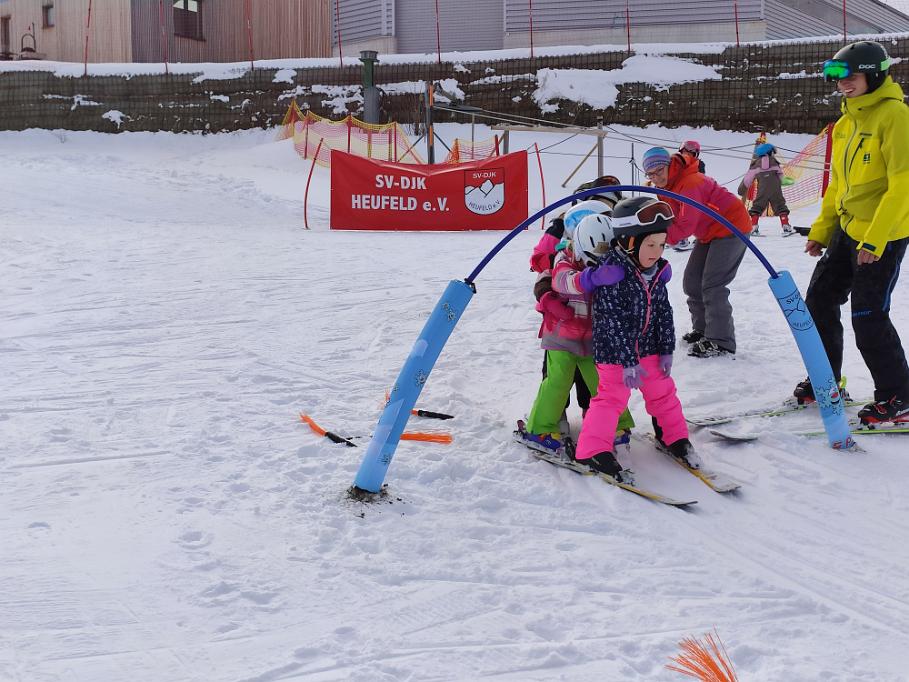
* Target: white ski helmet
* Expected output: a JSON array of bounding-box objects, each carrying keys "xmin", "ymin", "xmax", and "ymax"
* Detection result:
[
  {"xmin": 563, "ymin": 200, "xmax": 613, "ymax": 237},
  {"xmin": 573, "ymin": 213, "xmax": 615, "ymax": 266}
]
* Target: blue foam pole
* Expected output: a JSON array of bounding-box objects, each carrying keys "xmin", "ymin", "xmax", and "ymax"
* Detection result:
[
  {"xmin": 353, "ymin": 279, "xmax": 475, "ymax": 493},
  {"xmin": 768, "ymin": 271, "xmax": 855, "ymax": 449}
]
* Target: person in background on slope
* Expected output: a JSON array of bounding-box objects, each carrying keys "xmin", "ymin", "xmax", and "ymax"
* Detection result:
[
  {"xmin": 738, "ymin": 142, "xmax": 793, "ymax": 236},
  {"xmin": 679, "ymin": 140, "xmax": 705, "ymax": 173},
  {"xmin": 530, "ymin": 176, "xmax": 623, "ymax": 429},
  {"xmin": 643, "ymin": 146, "xmax": 752, "ymax": 358},
  {"xmin": 573, "ymin": 197, "xmax": 699, "ymax": 483},
  {"xmin": 795, "ymin": 40, "xmax": 909, "ymax": 425},
  {"xmin": 520, "ymin": 213, "xmax": 635, "ymax": 453}
]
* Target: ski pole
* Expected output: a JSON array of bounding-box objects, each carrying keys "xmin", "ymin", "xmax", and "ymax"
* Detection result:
[
  {"xmin": 300, "ymin": 414, "xmax": 452, "ymax": 446},
  {"xmin": 384, "ymin": 391, "xmax": 455, "ymax": 420}
]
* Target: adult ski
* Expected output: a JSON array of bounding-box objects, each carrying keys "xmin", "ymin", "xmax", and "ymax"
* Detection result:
[
  {"xmin": 795, "ymin": 422, "xmax": 909, "ymax": 437},
  {"xmin": 707, "ymin": 429, "xmax": 759, "ymax": 443},
  {"xmin": 708, "ymin": 422, "xmax": 909, "ymax": 441},
  {"xmin": 687, "ymin": 397, "xmax": 869, "ymax": 428},
  {"xmin": 635, "ymin": 433, "xmax": 741, "ymax": 493}
]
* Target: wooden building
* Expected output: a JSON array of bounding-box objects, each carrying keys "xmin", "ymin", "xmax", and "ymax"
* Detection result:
[
  {"xmin": 333, "ymin": 0, "xmax": 909, "ymax": 57},
  {"xmin": 0, "ymin": 0, "xmax": 331, "ymax": 63}
]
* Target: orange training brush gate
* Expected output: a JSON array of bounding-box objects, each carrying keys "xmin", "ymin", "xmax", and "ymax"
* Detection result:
[{"xmin": 666, "ymin": 631, "xmax": 738, "ymax": 681}]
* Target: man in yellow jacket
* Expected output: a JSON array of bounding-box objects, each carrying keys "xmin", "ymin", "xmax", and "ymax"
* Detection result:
[{"xmin": 794, "ymin": 41, "xmax": 909, "ymax": 425}]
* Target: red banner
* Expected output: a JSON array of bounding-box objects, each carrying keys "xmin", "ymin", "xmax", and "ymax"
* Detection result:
[{"xmin": 329, "ymin": 150, "xmax": 528, "ymax": 231}]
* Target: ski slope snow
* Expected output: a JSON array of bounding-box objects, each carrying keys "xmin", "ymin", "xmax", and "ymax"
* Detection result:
[{"xmin": 3, "ymin": 123, "xmax": 909, "ymax": 681}]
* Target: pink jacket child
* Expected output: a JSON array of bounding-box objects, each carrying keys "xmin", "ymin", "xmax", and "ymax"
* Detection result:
[{"xmin": 537, "ymin": 249, "xmax": 595, "ymax": 356}]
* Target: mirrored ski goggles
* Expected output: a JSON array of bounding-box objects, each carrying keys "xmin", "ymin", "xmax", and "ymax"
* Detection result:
[
  {"xmin": 822, "ymin": 59, "xmax": 852, "ymax": 81},
  {"xmin": 823, "ymin": 57, "xmax": 891, "ymax": 81},
  {"xmin": 610, "ymin": 200, "xmax": 675, "ymax": 229}
]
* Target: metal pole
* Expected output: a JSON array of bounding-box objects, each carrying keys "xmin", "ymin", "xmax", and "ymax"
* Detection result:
[
  {"xmin": 425, "ymin": 83, "xmax": 435, "ymax": 164},
  {"xmin": 335, "ymin": 0, "xmax": 344, "ymax": 67},
  {"xmin": 734, "ymin": 0, "xmax": 740, "ymax": 47},
  {"xmin": 244, "ymin": 0, "xmax": 255, "ymax": 70},
  {"xmin": 82, "ymin": 0, "xmax": 93, "ymax": 77},
  {"xmin": 528, "ymin": 0, "xmax": 535, "ymax": 59},
  {"xmin": 625, "ymin": 0, "xmax": 631, "ymax": 53},
  {"xmin": 561, "ymin": 142, "xmax": 597, "ymax": 188},
  {"xmin": 842, "ymin": 0, "xmax": 847, "ymax": 43},
  {"xmin": 470, "ymin": 114, "xmax": 475, "ymax": 160},
  {"xmin": 596, "ymin": 118, "xmax": 604, "ymax": 177},
  {"xmin": 158, "ymin": 0, "xmax": 169, "ymax": 74},
  {"xmin": 434, "ymin": 0, "xmax": 442, "ymax": 65}
]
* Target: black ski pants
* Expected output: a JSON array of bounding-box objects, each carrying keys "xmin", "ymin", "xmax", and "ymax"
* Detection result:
[{"xmin": 805, "ymin": 229, "xmax": 909, "ymax": 401}]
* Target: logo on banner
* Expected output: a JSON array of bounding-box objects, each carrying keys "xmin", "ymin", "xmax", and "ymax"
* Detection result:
[{"xmin": 464, "ymin": 168, "xmax": 505, "ymax": 215}]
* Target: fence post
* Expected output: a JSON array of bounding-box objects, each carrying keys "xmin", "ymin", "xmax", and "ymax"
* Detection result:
[
  {"xmin": 822, "ymin": 123, "xmax": 834, "ymax": 195},
  {"xmin": 597, "ymin": 117, "xmax": 604, "ymax": 177},
  {"xmin": 158, "ymin": 0, "xmax": 169, "ymax": 74},
  {"xmin": 82, "ymin": 0, "xmax": 94, "ymax": 77}
]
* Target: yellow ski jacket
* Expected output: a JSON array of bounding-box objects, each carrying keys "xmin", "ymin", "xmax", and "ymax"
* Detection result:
[{"xmin": 809, "ymin": 77, "xmax": 909, "ymax": 256}]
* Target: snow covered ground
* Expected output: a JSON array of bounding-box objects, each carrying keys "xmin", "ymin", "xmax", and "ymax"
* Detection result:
[{"xmin": 3, "ymin": 121, "xmax": 909, "ymax": 682}]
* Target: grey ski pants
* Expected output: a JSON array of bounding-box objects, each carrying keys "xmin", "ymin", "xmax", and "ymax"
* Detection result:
[{"xmin": 682, "ymin": 236, "xmax": 747, "ymax": 352}]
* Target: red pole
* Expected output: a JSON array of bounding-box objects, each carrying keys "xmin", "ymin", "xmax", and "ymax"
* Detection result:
[
  {"xmin": 303, "ymin": 139, "xmax": 324, "ymax": 231},
  {"xmin": 842, "ymin": 0, "xmax": 847, "ymax": 43},
  {"xmin": 733, "ymin": 0, "xmax": 740, "ymax": 47},
  {"xmin": 82, "ymin": 0, "xmax": 93, "ymax": 77},
  {"xmin": 528, "ymin": 0, "xmax": 535, "ymax": 59},
  {"xmin": 434, "ymin": 0, "xmax": 442, "ymax": 65},
  {"xmin": 347, "ymin": 114, "xmax": 352, "ymax": 153},
  {"xmin": 625, "ymin": 0, "xmax": 631, "ymax": 53},
  {"xmin": 158, "ymin": 0, "xmax": 169, "ymax": 74},
  {"xmin": 244, "ymin": 0, "xmax": 255, "ymax": 69},
  {"xmin": 822, "ymin": 123, "xmax": 834, "ymax": 195},
  {"xmin": 534, "ymin": 143, "xmax": 546, "ymax": 230},
  {"xmin": 335, "ymin": 0, "xmax": 344, "ymax": 67}
]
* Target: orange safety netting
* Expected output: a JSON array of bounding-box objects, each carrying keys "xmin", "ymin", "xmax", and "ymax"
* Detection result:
[
  {"xmin": 746, "ymin": 127, "xmax": 830, "ymax": 215},
  {"xmin": 277, "ymin": 101, "xmax": 424, "ymax": 166},
  {"xmin": 443, "ymin": 136, "xmax": 501, "ymax": 164}
]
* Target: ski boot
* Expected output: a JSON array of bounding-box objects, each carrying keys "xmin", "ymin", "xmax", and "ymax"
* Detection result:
[
  {"xmin": 514, "ymin": 421, "xmax": 564, "ymax": 456},
  {"xmin": 793, "ymin": 377, "xmax": 850, "ymax": 406},
  {"xmin": 582, "ymin": 451, "xmax": 634, "ymax": 484},
  {"xmin": 662, "ymin": 438, "xmax": 703, "ymax": 470},
  {"xmin": 682, "ymin": 329, "xmax": 704, "ymax": 344},
  {"xmin": 613, "ymin": 429, "xmax": 631, "ymax": 452},
  {"xmin": 688, "ymin": 339, "xmax": 734, "ymax": 357},
  {"xmin": 858, "ymin": 397, "xmax": 909, "ymax": 426},
  {"xmin": 793, "ymin": 377, "xmax": 815, "ymax": 405}
]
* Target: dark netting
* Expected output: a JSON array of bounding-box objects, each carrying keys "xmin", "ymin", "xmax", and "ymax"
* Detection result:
[{"xmin": 1, "ymin": 35, "xmax": 907, "ymax": 134}]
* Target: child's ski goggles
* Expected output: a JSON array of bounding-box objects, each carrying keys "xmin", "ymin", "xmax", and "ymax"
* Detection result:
[
  {"xmin": 823, "ymin": 57, "xmax": 891, "ymax": 81},
  {"xmin": 611, "ymin": 201, "xmax": 675, "ymax": 229}
]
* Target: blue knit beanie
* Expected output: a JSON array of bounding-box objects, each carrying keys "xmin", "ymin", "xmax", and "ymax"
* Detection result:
[
  {"xmin": 755, "ymin": 143, "xmax": 775, "ymax": 157},
  {"xmin": 642, "ymin": 147, "xmax": 671, "ymax": 172}
]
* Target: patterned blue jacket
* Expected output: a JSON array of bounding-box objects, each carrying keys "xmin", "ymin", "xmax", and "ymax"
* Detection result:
[{"xmin": 591, "ymin": 252, "xmax": 676, "ymax": 367}]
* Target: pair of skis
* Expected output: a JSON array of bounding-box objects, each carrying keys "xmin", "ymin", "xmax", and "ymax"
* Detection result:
[
  {"xmin": 514, "ymin": 422, "xmax": 740, "ymax": 507},
  {"xmin": 687, "ymin": 399, "xmax": 909, "ymax": 442}
]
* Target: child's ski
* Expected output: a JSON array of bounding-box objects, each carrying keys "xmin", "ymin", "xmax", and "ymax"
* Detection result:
[
  {"xmin": 635, "ymin": 433, "xmax": 741, "ymax": 493},
  {"xmin": 526, "ymin": 448, "xmax": 697, "ymax": 507}
]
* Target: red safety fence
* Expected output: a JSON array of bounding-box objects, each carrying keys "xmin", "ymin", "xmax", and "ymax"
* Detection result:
[{"xmin": 277, "ymin": 100, "xmax": 424, "ymax": 165}]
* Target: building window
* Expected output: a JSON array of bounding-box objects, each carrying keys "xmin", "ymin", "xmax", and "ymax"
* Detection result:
[
  {"xmin": 42, "ymin": 2, "xmax": 55, "ymax": 28},
  {"xmin": 173, "ymin": 0, "xmax": 203, "ymax": 41}
]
